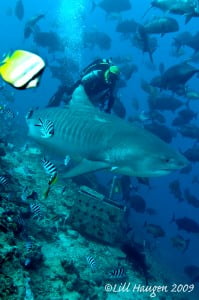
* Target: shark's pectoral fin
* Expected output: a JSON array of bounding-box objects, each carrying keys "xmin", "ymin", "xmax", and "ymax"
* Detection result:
[{"xmin": 64, "ymin": 159, "xmax": 110, "ymax": 178}]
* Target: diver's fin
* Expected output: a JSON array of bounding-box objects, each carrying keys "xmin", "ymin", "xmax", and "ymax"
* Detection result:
[
  {"xmin": 70, "ymin": 84, "xmax": 93, "ymax": 107},
  {"xmin": 64, "ymin": 159, "xmax": 110, "ymax": 178}
]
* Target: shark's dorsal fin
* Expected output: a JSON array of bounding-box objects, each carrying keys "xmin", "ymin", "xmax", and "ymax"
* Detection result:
[{"xmin": 70, "ymin": 84, "xmax": 93, "ymax": 107}]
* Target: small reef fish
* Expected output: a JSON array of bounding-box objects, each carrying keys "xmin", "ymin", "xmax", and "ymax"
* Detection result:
[
  {"xmin": 35, "ymin": 118, "xmax": 54, "ymax": 138},
  {"xmin": 16, "ymin": 215, "xmax": 25, "ymax": 227},
  {"xmin": 41, "ymin": 158, "xmax": 58, "ymax": 199},
  {"xmin": 86, "ymin": 256, "xmax": 96, "ymax": 272},
  {"xmin": 0, "ymin": 50, "xmax": 45, "ymax": 89},
  {"xmin": 30, "ymin": 203, "xmax": 42, "ymax": 220},
  {"xmin": 0, "ymin": 176, "xmax": 8, "ymax": 186},
  {"xmin": 41, "ymin": 158, "xmax": 57, "ymax": 177},
  {"xmin": 25, "ymin": 240, "xmax": 33, "ymax": 252},
  {"xmin": 108, "ymin": 267, "xmax": 127, "ymax": 279}
]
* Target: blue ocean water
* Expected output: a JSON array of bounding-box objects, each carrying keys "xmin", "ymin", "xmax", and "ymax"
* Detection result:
[{"xmin": 0, "ymin": 0, "xmax": 199, "ymax": 299}]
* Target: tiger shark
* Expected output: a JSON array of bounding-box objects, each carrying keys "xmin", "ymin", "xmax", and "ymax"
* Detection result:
[{"xmin": 26, "ymin": 85, "xmax": 188, "ymax": 178}]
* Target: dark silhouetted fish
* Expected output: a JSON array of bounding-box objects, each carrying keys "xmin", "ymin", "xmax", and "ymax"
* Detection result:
[
  {"xmin": 15, "ymin": 0, "xmax": 24, "ymax": 20},
  {"xmin": 83, "ymin": 30, "xmax": 112, "ymax": 50},
  {"xmin": 151, "ymin": 62, "xmax": 199, "ymax": 95},
  {"xmin": 144, "ymin": 222, "xmax": 165, "ymax": 238},
  {"xmin": 148, "ymin": 94, "xmax": 183, "ymax": 112},
  {"xmin": 144, "ymin": 16, "xmax": 179, "ymax": 36},
  {"xmin": 172, "ymin": 108, "xmax": 197, "ymax": 126},
  {"xmin": 173, "ymin": 31, "xmax": 194, "ymax": 53},
  {"xmin": 92, "ymin": 0, "xmax": 132, "ymax": 14},
  {"xmin": 116, "ymin": 19, "xmax": 138, "ymax": 36},
  {"xmin": 149, "ymin": 0, "xmax": 199, "ymax": 24},
  {"xmin": 170, "ymin": 235, "xmax": 190, "ymax": 253},
  {"xmin": 33, "ymin": 30, "xmax": 65, "ymax": 53},
  {"xmin": 172, "ymin": 214, "xmax": 199, "ymax": 233},
  {"xmin": 184, "ymin": 146, "xmax": 199, "ymax": 162},
  {"xmin": 178, "ymin": 124, "xmax": 199, "ymax": 140},
  {"xmin": 184, "ymin": 188, "xmax": 199, "ymax": 208}
]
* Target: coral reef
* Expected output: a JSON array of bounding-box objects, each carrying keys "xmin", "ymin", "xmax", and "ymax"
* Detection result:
[{"xmin": 0, "ymin": 144, "xmax": 188, "ymax": 300}]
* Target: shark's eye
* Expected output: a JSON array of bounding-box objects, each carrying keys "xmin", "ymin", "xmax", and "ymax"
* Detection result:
[
  {"xmin": 165, "ymin": 158, "xmax": 171, "ymax": 163},
  {"xmin": 161, "ymin": 156, "xmax": 172, "ymax": 164}
]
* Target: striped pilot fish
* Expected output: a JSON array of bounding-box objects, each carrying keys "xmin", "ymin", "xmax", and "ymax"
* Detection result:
[
  {"xmin": 30, "ymin": 203, "xmax": 42, "ymax": 220},
  {"xmin": 86, "ymin": 256, "xmax": 96, "ymax": 272},
  {"xmin": 41, "ymin": 158, "xmax": 57, "ymax": 177},
  {"xmin": 35, "ymin": 118, "xmax": 54, "ymax": 138},
  {"xmin": 108, "ymin": 266, "xmax": 127, "ymax": 279},
  {"xmin": 0, "ymin": 176, "xmax": 8, "ymax": 186},
  {"xmin": 41, "ymin": 158, "xmax": 58, "ymax": 199}
]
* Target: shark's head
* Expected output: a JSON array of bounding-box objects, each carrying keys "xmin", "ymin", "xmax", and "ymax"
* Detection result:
[
  {"xmin": 134, "ymin": 150, "xmax": 188, "ymax": 177},
  {"xmin": 110, "ymin": 130, "xmax": 189, "ymax": 177}
]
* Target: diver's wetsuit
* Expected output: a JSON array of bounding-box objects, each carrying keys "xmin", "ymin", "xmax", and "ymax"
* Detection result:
[{"xmin": 46, "ymin": 59, "xmax": 118, "ymax": 113}]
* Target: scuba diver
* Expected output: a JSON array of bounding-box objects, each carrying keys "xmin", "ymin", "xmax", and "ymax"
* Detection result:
[{"xmin": 46, "ymin": 58, "xmax": 120, "ymax": 113}]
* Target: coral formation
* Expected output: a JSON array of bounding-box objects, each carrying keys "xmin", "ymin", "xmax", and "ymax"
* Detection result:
[{"xmin": 0, "ymin": 144, "xmax": 186, "ymax": 299}]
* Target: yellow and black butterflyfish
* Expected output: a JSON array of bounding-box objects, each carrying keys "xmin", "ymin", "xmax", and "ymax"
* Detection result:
[{"xmin": 0, "ymin": 50, "xmax": 45, "ymax": 89}]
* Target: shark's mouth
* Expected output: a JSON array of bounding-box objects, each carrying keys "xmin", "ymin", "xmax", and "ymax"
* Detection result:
[{"xmin": 152, "ymin": 169, "xmax": 172, "ymax": 176}]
